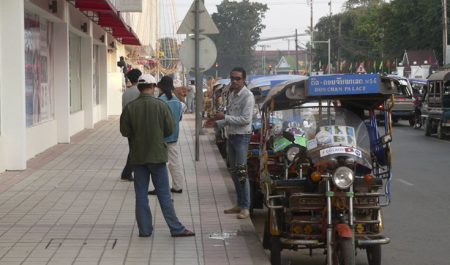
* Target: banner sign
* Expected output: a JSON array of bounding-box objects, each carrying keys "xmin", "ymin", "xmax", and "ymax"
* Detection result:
[
  {"xmin": 115, "ymin": 0, "xmax": 143, "ymax": 12},
  {"xmin": 307, "ymin": 74, "xmax": 380, "ymax": 96}
]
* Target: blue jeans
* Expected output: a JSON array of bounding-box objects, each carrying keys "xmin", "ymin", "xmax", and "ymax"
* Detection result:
[
  {"xmin": 132, "ymin": 164, "xmax": 185, "ymax": 236},
  {"xmin": 227, "ymin": 134, "xmax": 251, "ymax": 209}
]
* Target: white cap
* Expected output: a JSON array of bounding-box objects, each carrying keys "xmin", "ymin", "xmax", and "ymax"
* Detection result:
[{"xmin": 138, "ymin": 74, "xmax": 157, "ymax": 85}]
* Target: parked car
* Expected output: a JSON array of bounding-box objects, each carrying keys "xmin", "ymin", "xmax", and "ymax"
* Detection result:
[
  {"xmin": 380, "ymin": 75, "xmax": 415, "ymax": 125},
  {"xmin": 421, "ymin": 70, "xmax": 450, "ymax": 139}
]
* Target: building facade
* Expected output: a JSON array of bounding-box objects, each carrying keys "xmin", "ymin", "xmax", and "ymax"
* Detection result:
[{"xmin": 0, "ymin": 0, "xmax": 153, "ymax": 173}]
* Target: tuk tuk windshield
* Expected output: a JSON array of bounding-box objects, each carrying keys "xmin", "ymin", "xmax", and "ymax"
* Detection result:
[{"xmin": 303, "ymin": 105, "xmax": 371, "ymax": 167}]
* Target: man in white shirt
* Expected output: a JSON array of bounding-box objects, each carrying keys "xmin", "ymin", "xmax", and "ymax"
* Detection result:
[{"xmin": 186, "ymin": 80, "xmax": 196, "ymax": 113}]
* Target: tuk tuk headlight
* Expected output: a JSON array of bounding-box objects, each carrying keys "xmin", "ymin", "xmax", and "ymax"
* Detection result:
[
  {"xmin": 286, "ymin": 146, "xmax": 300, "ymax": 162},
  {"xmin": 332, "ymin": 167, "xmax": 354, "ymax": 189}
]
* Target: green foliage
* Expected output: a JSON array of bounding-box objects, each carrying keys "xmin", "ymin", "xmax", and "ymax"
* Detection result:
[
  {"xmin": 208, "ymin": 0, "xmax": 268, "ymax": 77},
  {"xmin": 314, "ymin": 0, "xmax": 444, "ymax": 71}
]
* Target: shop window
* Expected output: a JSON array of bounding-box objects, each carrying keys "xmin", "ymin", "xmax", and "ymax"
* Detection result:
[
  {"xmin": 24, "ymin": 13, "xmax": 55, "ymax": 127},
  {"xmin": 69, "ymin": 33, "xmax": 82, "ymax": 113}
]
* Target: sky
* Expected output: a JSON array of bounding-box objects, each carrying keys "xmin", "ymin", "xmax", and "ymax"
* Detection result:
[{"xmin": 166, "ymin": 0, "xmax": 349, "ymax": 50}]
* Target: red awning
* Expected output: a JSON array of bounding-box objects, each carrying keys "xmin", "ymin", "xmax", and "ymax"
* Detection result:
[{"xmin": 74, "ymin": 0, "xmax": 141, "ymax": 46}]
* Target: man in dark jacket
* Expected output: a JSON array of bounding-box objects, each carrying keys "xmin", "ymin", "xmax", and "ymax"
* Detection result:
[{"xmin": 120, "ymin": 74, "xmax": 195, "ymax": 238}]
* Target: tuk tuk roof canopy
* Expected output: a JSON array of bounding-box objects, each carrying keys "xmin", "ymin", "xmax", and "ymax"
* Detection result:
[
  {"xmin": 427, "ymin": 70, "xmax": 450, "ymax": 81},
  {"xmin": 261, "ymin": 74, "xmax": 401, "ymax": 111}
]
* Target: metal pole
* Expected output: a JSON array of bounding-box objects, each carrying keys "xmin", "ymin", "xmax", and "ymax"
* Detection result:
[
  {"xmin": 443, "ymin": 0, "xmax": 448, "ymax": 65},
  {"xmin": 194, "ymin": 0, "xmax": 201, "ymax": 161},
  {"xmin": 295, "ymin": 29, "xmax": 299, "ymax": 73},
  {"xmin": 310, "ymin": 0, "xmax": 313, "ymax": 74},
  {"xmin": 328, "ymin": 39, "xmax": 331, "ymax": 74}
]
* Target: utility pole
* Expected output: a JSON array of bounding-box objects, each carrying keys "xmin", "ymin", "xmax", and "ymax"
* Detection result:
[
  {"xmin": 194, "ymin": 0, "xmax": 201, "ymax": 161},
  {"xmin": 309, "ymin": 0, "xmax": 314, "ymax": 74},
  {"xmin": 295, "ymin": 29, "xmax": 299, "ymax": 73},
  {"xmin": 337, "ymin": 18, "xmax": 341, "ymax": 73},
  {"xmin": 444, "ymin": 0, "xmax": 448, "ymax": 65}
]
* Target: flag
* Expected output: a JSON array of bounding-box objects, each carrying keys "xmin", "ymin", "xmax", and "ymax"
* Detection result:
[
  {"xmin": 349, "ymin": 62, "xmax": 353, "ymax": 73},
  {"xmin": 318, "ymin": 60, "xmax": 322, "ymax": 69},
  {"xmin": 379, "ymin": 60, "xmax": 383, "ymax": 71},
  {"xmin": 373, "ymin": 60, "xmax": 376, "ymax": 72}
]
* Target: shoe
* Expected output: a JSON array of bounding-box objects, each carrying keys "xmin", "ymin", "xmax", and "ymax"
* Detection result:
[
  {"xmin": 121, "ymin": 175, "xmax": 133, "ymax": 181},
  {"xmin": 139, "ymin": 233, "xmax": 152, "ymax": 237},
  {"xmin": 171, "ymin": 229, "xmax": 195, "ymax": 237},
  {"xmin": 170, "ymin": 188, "xmax": 182, "ymax": 193},
  {"xmin": 237, "ymin": 209, "xmax": 250, "ymax": 219},
  {"xmin": 224, "ymin": 206, "xmax": 240, "ymax": 214},
  {"xmin": 148, "ymin": 190, "xmax": 156, "ymax": 195}
]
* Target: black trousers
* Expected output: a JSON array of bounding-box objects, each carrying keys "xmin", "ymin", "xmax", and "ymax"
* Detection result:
[{"xmin": 121, "ymin": 139, "xmax": 133, "ymax": 178}]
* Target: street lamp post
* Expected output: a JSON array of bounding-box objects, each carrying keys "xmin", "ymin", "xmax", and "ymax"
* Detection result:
[
  {"xmin": 258, "ymin": 44, "xmax": 270, "ymax": 75},
  {"xmin": 311, "ymin": 39, "xmax": 331, "ymax": 74}
]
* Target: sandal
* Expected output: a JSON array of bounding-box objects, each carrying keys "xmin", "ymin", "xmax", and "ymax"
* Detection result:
[{"xmin": 171, "ymin": 229, "xmax": 195, "ymax": 237}]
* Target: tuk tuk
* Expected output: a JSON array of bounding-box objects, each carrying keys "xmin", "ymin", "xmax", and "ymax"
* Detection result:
[
  {"xmin": 247, "ymin": 75, "xmax": 307, "ymax": 213},
  {"xmin": 259, "ymin": 74, "xmax": 396, "ymax": 265},
  {"xmin": 421, "ymin": 70, "xmax": 450, "ymax": 139}
]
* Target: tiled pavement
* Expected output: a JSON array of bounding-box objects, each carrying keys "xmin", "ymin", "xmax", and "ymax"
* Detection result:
[{"xmin": 0, "ymin": 115, "xmax": 270, "ymax": 265}]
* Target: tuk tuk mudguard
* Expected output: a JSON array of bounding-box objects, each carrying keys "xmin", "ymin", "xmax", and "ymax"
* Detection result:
[{"xmin": 335, "ymin": 224, "xmax": 353, "ymax": 238}]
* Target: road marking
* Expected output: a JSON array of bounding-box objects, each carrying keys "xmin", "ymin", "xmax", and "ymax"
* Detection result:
[{"xmin": 397, "ymin": 178, "xmax": 414, "ymax": 186}]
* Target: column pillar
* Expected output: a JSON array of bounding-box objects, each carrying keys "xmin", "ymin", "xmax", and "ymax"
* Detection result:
[
  {"xmin": 81, "ymin": 35, "xmax": 94, "ymax": 129},
  {"xmin": 98, "ymin": 45, "xmax": 108, "ymax": 120},
  {"xmin": 53, "ymin": 22, "xmax": 70, "ymax": 143},
  {"xmin": 1, "ymin": 0, "xmax": 26, "ymax": 170}
]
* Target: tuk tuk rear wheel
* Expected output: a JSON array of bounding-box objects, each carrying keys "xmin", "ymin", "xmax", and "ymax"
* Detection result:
[
  {"xmin": 409, "ymin": 116, "xmax": 415, "ymax": 127},
  {"xmin": 437, "ymin": 122, "xmax": 445, "ymax": 139},
  {"xmin": 366, "ymin": 245, "xmax": 381, "ymax": 265},
  {"xmin": 262, "ymin": 219, "xmax": 270, "ymax": 249},
  {"xmin": 425, "ymin": 118, "xmax": 432, "ymax": 136},
  {"xmin": 270, "ymin": 237, "xmax": 282, "ymax": 265}
]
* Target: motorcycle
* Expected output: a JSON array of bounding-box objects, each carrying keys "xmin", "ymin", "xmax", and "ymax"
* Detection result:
[{"xmin": 259, "ymin": 74, "xmax": 395, "ymax": 265}]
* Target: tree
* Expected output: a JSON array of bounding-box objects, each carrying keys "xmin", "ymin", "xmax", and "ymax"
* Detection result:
[
  {"xmin": 313, "ymin": 0, "xmax": 444, "ymax": 72},
  {"xmin": 208, "ymin": 0, "xmax": 268, "ymax": 77}
]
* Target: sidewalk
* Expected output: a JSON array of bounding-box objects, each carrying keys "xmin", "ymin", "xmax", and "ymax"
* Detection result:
[{"xmin": 0, "ymin": 114, "xmax": 270, "ymax": 265}]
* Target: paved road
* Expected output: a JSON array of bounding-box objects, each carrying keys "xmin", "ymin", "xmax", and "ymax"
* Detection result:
[{"xmin": 250, "ymin": 122, "xmax": 450, "ymax": 265}]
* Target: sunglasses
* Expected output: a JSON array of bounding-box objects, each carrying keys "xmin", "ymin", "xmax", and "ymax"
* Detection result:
[{"xmin": 230, "ymin": 76, "xmax": 243, "ymax": 81}]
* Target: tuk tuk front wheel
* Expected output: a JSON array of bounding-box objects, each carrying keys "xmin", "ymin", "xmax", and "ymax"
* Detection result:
[
  {"xmin": 366, "ymin": 245, "xmax": 381, "ymax": 265},
  {"xmin": 262, "ymin": 218, "xmax": 271, "ymax": 249},
  {"xmin": 333, "ymin": 237, "xmax": 355, "ymax": 265},
  {"xmin": 270, "ymin": 237, "xmax": 282, "ymax": 265}
]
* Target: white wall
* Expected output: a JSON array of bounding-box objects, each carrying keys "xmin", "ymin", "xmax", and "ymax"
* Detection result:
[
  {"xmin": 0, "ymin": 0, "xmax": 4, "ymax": 172},
  {"xmin": 0, "ymin": 0, "xmax": 134, "ymax": 174},
  {"xmin": 0, "ymin": 0, "xmax": 27, "ymax": 170},
  {"xmin": 108, "ymin": 73, "xmax": 124, "ymax": 116},
  {"xmin": 70, "ymin": 111, "xmax": 85, "ymax": 136},
  {"xmin": 26, "ymin": 121, "xmax": 57, "ymax": 159}
]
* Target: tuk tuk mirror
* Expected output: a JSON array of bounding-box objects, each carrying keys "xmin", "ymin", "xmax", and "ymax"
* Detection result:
[{"xmin": 380, "ymin": 134, "xmax": 392, "ymax": 145}]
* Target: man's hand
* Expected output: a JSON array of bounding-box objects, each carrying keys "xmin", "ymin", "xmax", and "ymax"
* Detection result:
[{"xmin": 214, "ymin": 112, "xmax": 225, "ymax": 120}]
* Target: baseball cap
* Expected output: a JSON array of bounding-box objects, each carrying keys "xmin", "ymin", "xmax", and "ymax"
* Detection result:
[{"xmin": 138, "ymin": 74, "xmax": 157, "ymax": 85}]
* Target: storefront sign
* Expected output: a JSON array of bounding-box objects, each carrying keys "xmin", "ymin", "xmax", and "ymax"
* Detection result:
[{"xmin": 308, "ymin": 74, "xmax": 381, "ymax": 96}]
